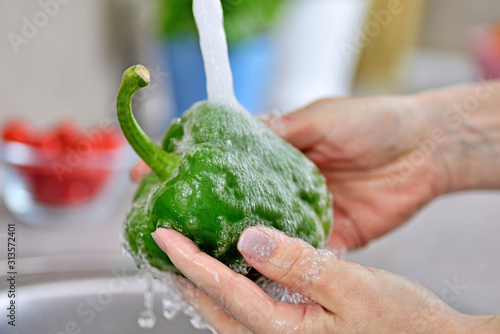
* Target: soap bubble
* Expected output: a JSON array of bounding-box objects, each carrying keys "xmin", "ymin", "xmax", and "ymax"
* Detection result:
[{"xmin": 186, "ymin": 217, "xmax": 200, "ymax": 230}]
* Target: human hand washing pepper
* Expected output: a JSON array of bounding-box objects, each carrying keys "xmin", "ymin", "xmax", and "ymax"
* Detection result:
[
  {"xmin": 151, "ymin": 226, "xmax": 500, "ymax": 334},
  {"xmin": 126, "ymin": 76, "xmax": 500, "ymax": 332},
  {"xmin": 147, "ymin": 80, "xmax": 500, "ymax": 333},
  {"xmin": 117, "ymin": 65, "xmax": 333, "ymax": 274}
]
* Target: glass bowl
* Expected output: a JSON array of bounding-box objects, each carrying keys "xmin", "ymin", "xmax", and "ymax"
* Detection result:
[{"xmin": 1, "ymin": 139, "xmax": 132, "ymax": 227}]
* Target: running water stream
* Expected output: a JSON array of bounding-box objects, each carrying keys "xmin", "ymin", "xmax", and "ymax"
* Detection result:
[{"xmin": 193, "ymin": 0, "xmax": 238, "ymax": 107}]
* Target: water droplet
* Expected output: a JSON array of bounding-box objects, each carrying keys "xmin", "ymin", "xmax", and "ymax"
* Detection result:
[
  {"xmin": 162, "ymin": 297, "xmax": 179, "ymax": 320},
  {"xmin": 229, "ymin": 259, "xmax": 252, "ymax": 275},
  {"xmin": 138, "ymin": 310, "xmax": 156, "ymax": 328},
  {"xmin": 186, "ymin": 217, "xmax": 199, "ymax": 230},
  {"xmin": 157, "ymin": 219, "xmax": 173, "ymax": 229},
  {"xmin": 138, "ymin": 274, "xmax": 156, "ymax": 328},
  {"xmin": 254, "ymin": 276, "xmax": 310, "ymax": 304},
  {"xmin": 175, "ymin": 180, "xmax": 193, "ymax": 207}
]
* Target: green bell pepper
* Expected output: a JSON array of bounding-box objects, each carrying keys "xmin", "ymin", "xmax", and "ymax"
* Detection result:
[{"xmin": 118, "ymin": 65, "xmax": 333, "ymax": 274}]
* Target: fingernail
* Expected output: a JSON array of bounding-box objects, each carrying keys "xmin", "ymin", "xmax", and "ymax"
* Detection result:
[
  {"xmin": 238, "ymin": 228, "xmax": 276, "ymax": 262},
  {"xmin": 152, "ymin": 230, "xmax": 168, "ymax": 253}
]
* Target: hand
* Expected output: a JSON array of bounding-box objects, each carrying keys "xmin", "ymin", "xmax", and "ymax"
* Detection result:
[
  {"xmin": 262, "ymin": 96, "xmax": 450, "ymax": 251},
  {"xmin": 152, "ymin": 226, "xmax": 496, "ymax": 334},
  {"xmin": 131, "ymin": 96, "xmax": 445, "ymax": 252},
  {"xmin": 134, "ymin": 82, "xmax": 500, "ymax": 251}
]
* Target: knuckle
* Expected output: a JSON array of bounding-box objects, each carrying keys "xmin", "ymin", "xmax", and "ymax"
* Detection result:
[
  {"xmin": 315, "ymin": 271, "xmax": 334, "ymax": 292},
  {"xmin": 278, "ymin": 246, "xmax": 311, "ymax": 282},
  {"xmin": 293, "ymin": 248, "xmax": 338, "ymax": 296}
]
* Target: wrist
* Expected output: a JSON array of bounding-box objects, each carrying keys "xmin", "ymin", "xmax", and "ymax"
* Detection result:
[
  {"xmin": 425, "ymin": 308, "xmax": 500, "ymax": 333},
  {"xmin": 459, "ymin": 314, "xmax": 500, "ymax": 333},
  {"xmin": 412, "ymin": 81, "xmax": 500, "ymax": 194}
]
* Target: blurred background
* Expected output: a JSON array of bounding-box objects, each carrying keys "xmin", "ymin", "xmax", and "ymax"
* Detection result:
[{"xmin": 0, "ymin": 0, "xmax": 499, "ymax": 333}]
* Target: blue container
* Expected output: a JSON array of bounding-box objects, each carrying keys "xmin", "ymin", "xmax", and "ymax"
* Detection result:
[{"xmin": 163, "ymin": 35, "xmax": 276, "ymax": 116}]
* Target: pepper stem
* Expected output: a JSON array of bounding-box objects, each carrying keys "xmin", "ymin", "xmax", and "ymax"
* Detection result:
[{"xmin": 117, "ymin": 65, "xmax": 179, "ymax": 182}]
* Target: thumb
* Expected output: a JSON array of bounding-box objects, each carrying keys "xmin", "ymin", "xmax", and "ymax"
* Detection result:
[{"xmin": 237, "ymin": 226, "xmax": 344, "ymax": 310}]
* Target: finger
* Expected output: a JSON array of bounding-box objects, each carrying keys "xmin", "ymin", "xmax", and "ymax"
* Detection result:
[
  {"xmin": 326, "ymin": 208, "xmax": 368, "ymax": 251},
  {"xmin": 258, "ymin": 112, "xmax": 290, "ymax": 138},
  {"xmin": 173, "ymin": 276, "xmax": 251, "ymax": 334},
  {"xmin": 260, "ymin": 109, "xmax": 322, "ymax": 151},
  {"xmin": 237, "ymin": 226, "xmax": 367, "ymax": 312},
  {"xmin": 325, "ymin": 235, "xmax": 347, "ymax": 260},
  {"xmin": 152, "ymin": 228, "xmax": 275, "ymax": 333},
  {"xmin": 130, "ymin": 160, "xmax": 151, "ymax": 183}
]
